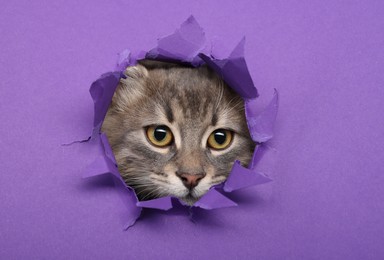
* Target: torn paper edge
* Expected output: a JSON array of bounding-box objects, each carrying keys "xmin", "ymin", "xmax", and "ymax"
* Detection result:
[{"xmin": 82, "ymin": 15, "xmax": 279, "ymax": 229}]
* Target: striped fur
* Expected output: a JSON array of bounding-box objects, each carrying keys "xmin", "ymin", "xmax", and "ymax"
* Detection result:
[{"xmin": 102, "ymin": 60, "xmax": 254, "ymax": 205}]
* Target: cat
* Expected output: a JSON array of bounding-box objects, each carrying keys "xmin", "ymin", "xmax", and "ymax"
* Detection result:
[{"xmin": 101, "ymin": 60, "xmax": 255, "ymax": 205}]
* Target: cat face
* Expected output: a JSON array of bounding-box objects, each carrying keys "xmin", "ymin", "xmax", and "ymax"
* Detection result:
[{"xmin": 102, "ymin": 60, "xmax": 255, "ymax": 205}]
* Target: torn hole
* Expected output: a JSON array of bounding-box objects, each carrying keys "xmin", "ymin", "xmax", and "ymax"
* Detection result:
[{"xmin": 81, "ymin": 16, "xmax": 278, "ymax": 229}]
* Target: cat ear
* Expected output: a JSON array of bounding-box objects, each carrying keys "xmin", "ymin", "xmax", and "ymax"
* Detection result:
[
  {"xmin": 121, "ymin": 64, "xmax": 149, "ymax": 80},
  {"xmin": 111, "ymin": 64, "xmax": 149, "ymax": 111}
]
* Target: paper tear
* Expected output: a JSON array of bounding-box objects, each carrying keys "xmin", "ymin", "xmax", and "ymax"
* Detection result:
[
  {"xmin": 199, "ymin": 37, "xmax": 258, "ymax": 99},
  {"xmin": 194, "ymin": 188, "xmax": 237, "ymax": 210},
  {"xmin": 116, "ymin": 49, "xmax": 147, "ymax": 72},
  {"xmin": 116, "ymin": 49, "xmax": 131, "ymax": 72},
  {"xmin": 90, "ymin": 72, "xmax": 121, "ymax": 138},
  {"xmin": 249, "ymin": 143, "xmax": 269, "ymax": 170},
  {"xmin": 245, "ymin": 90, "xmax": 279, "ymax": 143},
  {"xmin": 146, "ymin": 15, "xmax": 206, "ymax": 66},
  {"xmin": 223, "ymin": 161, "xmax": 272, "ymax": 193},
  {"xmin": 83, "ymin": 16, "xmax": 278, "ymax": 228},
  {"xmin": 136, "ymin": 197, "xmax": 173, "ymax": 211}
]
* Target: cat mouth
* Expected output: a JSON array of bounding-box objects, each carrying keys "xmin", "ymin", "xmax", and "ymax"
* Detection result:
[{"xmin": 180, "ymin": 191, "xmax": 201, "ymax": 205}]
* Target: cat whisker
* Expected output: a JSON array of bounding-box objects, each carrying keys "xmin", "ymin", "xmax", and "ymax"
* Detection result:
[
  {"xmin": 150, "ymin": 176, "xmax": 170, "ymax": 184},
  {"xmin": 138, "ymin": 186, "xmax": 166, "ymax": 201}
]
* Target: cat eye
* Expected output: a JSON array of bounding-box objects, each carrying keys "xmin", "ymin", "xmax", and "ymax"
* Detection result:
[
  {"xmin": 146, "ymin": 125, "xmax": 173, "ymax": 147},
  {"xmin": 207, "ymin": 129, "xmax": 233, "ymax": 150}
]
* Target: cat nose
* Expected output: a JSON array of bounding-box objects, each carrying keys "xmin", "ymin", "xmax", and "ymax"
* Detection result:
[{"xmin": 176, "ymin": 172, "xmax": 205, "ymax": 189}]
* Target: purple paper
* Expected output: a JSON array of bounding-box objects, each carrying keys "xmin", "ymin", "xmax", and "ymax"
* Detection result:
[
  {"xmin": 83, "ymin": 16, "xmax": 277, "ymax": 227},
  {"xmin": 2, "ymin": 1, "xmax": 384, "ymax": 258},
  {"xmin": 194, "ymin": 188, "xmax": 238, "ymax": 210},
  {"xmin": 136, "ymin": 197, "xmax": 173, "ymax": 210},
  {"xmin": 245, "ymin": 89, "xmax": 279, "ymax": 143},
  {"xmin": 200, "ymin": 37, "xmax": 259, "ymax": 99},
  {"xmin": 90, "ymin": 72, "xmax": 121, "ymax": 137},
  {"xmin": 146, "ymin": 16, "xmax": 206, "ymax": 66},
  {"xmin": 223, "ymin": 161, "xmax": 272, "ymax": 193}
]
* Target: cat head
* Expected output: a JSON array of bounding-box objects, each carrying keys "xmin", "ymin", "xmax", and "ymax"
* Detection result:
[{"xmin": 102, "ymin": 60, "xmax": 255, "ymax": 205}]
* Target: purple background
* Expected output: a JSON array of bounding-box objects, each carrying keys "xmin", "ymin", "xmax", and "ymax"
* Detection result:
[{"xmin": 1, "ymin": 0, "xmax": 383, "ymax": 259}]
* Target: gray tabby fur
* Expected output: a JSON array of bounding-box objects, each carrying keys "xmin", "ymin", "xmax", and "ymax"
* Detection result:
[{"xmin": 102, "ymin": 60, "xmax": 254, "ymax": 205}]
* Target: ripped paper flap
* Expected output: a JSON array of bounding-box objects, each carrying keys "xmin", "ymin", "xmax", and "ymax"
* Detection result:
[
  {"xmin": 200, "ymin": 38, "xmax": 258, "ymax": 99},
  {"xmin": 90, "ymin": 72, "xmax": 121, "ymax": 138},
  {"xmin": 246, "ymin": 90, "xmax": 279, "ymax": 143},
  {"xmin": 146, "ymin": 16, "xmax": 206, "ymax": 66}
]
